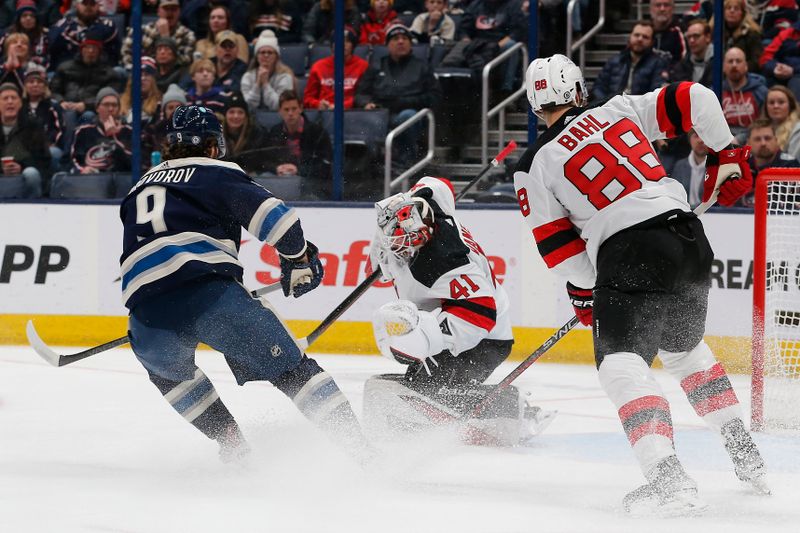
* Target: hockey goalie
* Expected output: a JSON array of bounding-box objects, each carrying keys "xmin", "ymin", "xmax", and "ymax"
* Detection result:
[{"xmin": 363, "ymin": 176, "xmax": 555, "ymax": 446}]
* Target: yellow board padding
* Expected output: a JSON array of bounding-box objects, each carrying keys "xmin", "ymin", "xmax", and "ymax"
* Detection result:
[{"xmin": 0, "ymin": 315, "xmax": 753, "ymax": 372}]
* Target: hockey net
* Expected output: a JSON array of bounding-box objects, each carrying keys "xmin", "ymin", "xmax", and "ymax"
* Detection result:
[{"xmin": 752, "ymin": 169, "xmax": 800, "ymax": 432}]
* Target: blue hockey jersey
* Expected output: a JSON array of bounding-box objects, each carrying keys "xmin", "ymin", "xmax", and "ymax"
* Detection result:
[{"xmin": 119, "ymin": 157, "xmax": 307, "ymax": 309}]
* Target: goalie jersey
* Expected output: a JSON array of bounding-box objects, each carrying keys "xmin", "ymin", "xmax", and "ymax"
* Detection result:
[
  {"xmin": 513, "ymin": 82, "xmax": 735, "ymax": 288},
  {"xmin": 380, "ymin": 177, "xmax": 513, "ymax": 356},
  {"xmin": 119, "ymin": 157, "xmax": 307, "ymax": 309}
]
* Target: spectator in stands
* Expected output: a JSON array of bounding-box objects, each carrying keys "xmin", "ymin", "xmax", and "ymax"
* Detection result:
[
  {"xmin": 153, "ymin": 37, "xmax": 186, "ymax": 93},
  {"xmin": 49, "ymin": 0, "xmax": 120, "ymax": 69},
  {"xmin": 0, "ymin": 0, "xmax": 60, "ymax": 30},
  {"xmin": 221, "ymin": 90, "xmax": 267, "ymax": 174},
  {"xmin": 670, "ymin": 19, "xmax": 713, "ymax": 84},
  {"xmin": 650, "ymin": 0, "xmax": 686, "ymax": 64},
  {"xmin": 761, "ymin": 85, "xmax": 800, "ymax": 159},
  {"xmin": 50, "ymin": 30, "xmax": 123, "ymax": 123},
  {"xmin": 722, "ymin": 46, "xmax": 767, "ymax": 143},
  {"xmin": 684, "ymin": 1, "xmax": 796, "ymax": 41},
  {"xmin": 264, "ymin": 89, "xmax": 333, "ymax": 198},
  {"xmin": 121, "ymin": 57, "xmax": 163, "ymax": 124},
  {"xmin": 591, "ymin": 21, "xmax": 670, "ymax": 102},
  {"xmin": 303, "ymin": 26, "xmax": 368, "ymax": 110},
  {"xmin": 355, "ymin": 24, "xmax": 441, "ymax": 164},
  {"xmin": 671, "ymin": 129, "xmax": 707, "ymax": 210},
  {"xmin": 212, "ymin": 30, "xmax": 247, "ymax": 92},
  {"xmin": 736, "ymin": 117, "xmax": 800, "ymax": 207},
  {"xmin": 193, "ymin": 4, "xmax": 249, "ymax": 63},
  {"xmin": 447, "ymin": 0, "xmax": 527, "ymax": 93},
  {"xmin": 0, "ymin": 32, "xmax": 33, "ymax": 90},
  {"xmin": 303, "ymin": 0, "xmax": 361, "ymax": 45},
  {"xmin": 760, "ymin": 18, "xmax": 800, "ymax": 99},
  {"xmin": 70, "ymin": 86, "xmax": 132, "ymax": 174},
  {"xmin": 181, "ymin": 0, "xmax": 250, "ymax": 43},
  {"xmin": 410, "ymin": 0, "xmax": 455, "ymax": 44},
  {"xmin": 0, "ymin": 0, "xmax": 48, "ymax": 69},
  {"xmin": 360, "ymin": 0, "xmax": 399, "ymax": 45},
  {"xmin": 123, "ymin": 0, "xmax": 196, "ymax": 70},
  {"xmin": 142, "ymin": 82, "xmax": 185, "ymax": 168},
  {"xmin": 249, "ymin": 0, "xmax": 303, "ymax": 44},
  {"xmin": 0, "ymin": 82, "xmax": 47, "ymax": 197},
  {"xmin": 240, "ymin": 30, "xmax": 295, "ymax": 111},
  {"xmin": 22, "ymin": 64, "xmax": 63, "ymax": 171},
  {"xmin": 184, "ymin": 58, "xmax": 226, "ymax": 113},
  {"xmin": 710, "ymin": 0, "xmax": 762, "ymax": 73}
]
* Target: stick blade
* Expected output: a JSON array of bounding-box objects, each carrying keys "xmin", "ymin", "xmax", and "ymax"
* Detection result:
[{"xmin": 25, "ymin": 320, "xmax": 62, "ymax": 367}]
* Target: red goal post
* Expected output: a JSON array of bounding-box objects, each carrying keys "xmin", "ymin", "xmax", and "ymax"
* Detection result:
[{"xmin": 752, "ymin": 168, "xmax": 800, "ymax": 432}]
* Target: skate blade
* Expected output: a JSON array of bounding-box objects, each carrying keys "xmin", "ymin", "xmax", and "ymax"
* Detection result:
[
  {"xmin": 746, "ymin": 475, "xmax": 771, "ymax": 496},
  {"xmin": 624, "ymin": 487, "xmax": 708, "ymax": 517}
]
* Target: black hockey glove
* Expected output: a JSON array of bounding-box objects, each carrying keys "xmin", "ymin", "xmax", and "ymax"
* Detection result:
[
  {"xmin": 280, "ymin": 241, "xmax": 324, "ymax": 298},
  {"xmin": 566, "ymin": 282, "xmax": 593, "ymax": 326}
]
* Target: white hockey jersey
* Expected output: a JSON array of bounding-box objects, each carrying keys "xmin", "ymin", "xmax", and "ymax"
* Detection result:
[
  {"xmin": 513, "ymin": 82, "xmax": 734, "ymax": 288},
  {"xmin": 377, "ymin": 177, "xmax": 513, "ymax": 356}
]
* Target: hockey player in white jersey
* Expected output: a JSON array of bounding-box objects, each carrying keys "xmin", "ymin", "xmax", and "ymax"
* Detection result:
[
  {"xmin": 364, "ymin": 176, "xmax": 554, "ymax": 446},
  {"xmin": 514, "ymin": 55, "xmax": 768, "ymax": 514}
]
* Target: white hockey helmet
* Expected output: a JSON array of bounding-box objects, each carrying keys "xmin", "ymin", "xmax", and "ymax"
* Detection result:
[
  {"xmin": 375, "ymin": 193, "xmax": 434, "ymax": 260},
  {"xmin": 526, "ymin": 54, "xmax": 587, "ymax": 119}
]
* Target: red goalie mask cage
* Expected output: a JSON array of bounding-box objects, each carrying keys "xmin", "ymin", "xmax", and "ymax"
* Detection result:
[{"xmin": 752, "ymin": 169, "xmax": 800, "ymax": 432}]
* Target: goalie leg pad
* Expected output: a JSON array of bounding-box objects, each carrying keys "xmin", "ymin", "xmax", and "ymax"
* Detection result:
[
  {"xmin": 373, "ymin": 300, "xmax": 445, "ymax": 366},
  {"xmin": 362, "ymin": 374, "xmax": 551, "ymax": 446}
]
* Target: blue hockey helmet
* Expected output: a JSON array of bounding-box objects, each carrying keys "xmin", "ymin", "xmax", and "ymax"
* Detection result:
[{"xmin": 166, "ymin": 105, "xmax": 227, "ymax": 158}]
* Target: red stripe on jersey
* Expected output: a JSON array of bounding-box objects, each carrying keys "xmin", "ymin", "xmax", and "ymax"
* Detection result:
[
  {"xmin": 533, "ymin": 217, "xmax": 573, "ymax": 242},
  {"xmin": 443, "ymin": 297, "xmax": 497, "ymax": 332},
  {"xmin": 692, "ymin": 389, "xmax": 739, "ymax": 417},
  {"xmin": 540, "ymin": 237, "xmax": 586, "ymax": 268},
  {"xmin": 627, "ymin": 421, "xmax": 674, "ymax": 446},
  {"xmin": 618, "ymin": 395, "xmax": 670, "ymax": 420},
  {"xmin": 680, "ymin": 363, "xmax": 727, "ymax": 394},
  {"xmin": 676, "ymin": 82, "xmax": 693, "ymax": 134}
]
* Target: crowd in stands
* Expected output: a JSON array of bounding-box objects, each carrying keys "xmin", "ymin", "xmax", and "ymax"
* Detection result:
[
  {"xmin": 2, "ymin": 0, "xmax": 799, "ymax": 208},
  {"xmin": 0, "ymin": 0, "xmax": 536, "ymax": 200},
  {"xmin": 592, "ymin": 0, "xmax": 800, "ymax": 209}
]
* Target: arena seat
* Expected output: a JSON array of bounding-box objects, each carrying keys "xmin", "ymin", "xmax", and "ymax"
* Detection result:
[
  {"xmin": 50, "ymin": 172, "xmax": 116, "ymax": 199},
  {"xmin": 309, "ymin": 45, "xmax": 332, "ymax": 65},
  {"xmin": 354, "ymin": 45, "xmax": 370, "ymax": 60},
  {"xmin": 281, "ymin": 44, "xmax": 309, "ymax": 77},
  {"xmin": 398, "ymin": 13, "xmax": 416, "ymax": 27},
  {"xmin": 253, "ymin": 174, "xmax": 303, "ymax": 200},
  {"xmin": 255, "ymin": 110, "xmax": 284, "ymax": 131},
  {"xmin": 0, "ymin": 175, "xmax": 26, "ymax": 199}
]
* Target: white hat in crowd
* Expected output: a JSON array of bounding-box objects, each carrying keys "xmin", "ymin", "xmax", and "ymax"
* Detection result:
[{"xmin": 254, "ymin": 30, "xmax": 280, "ymax": 58}]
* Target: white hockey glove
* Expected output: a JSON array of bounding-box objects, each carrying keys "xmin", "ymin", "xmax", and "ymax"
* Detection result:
[{"xmin": 372, "ymin": 300, "xmax": 446, "ymax": 376}]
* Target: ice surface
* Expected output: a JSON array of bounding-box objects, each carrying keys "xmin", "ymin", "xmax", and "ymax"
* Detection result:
[{"xmin": 1, "ymin": 346, "xmax": 798, "ymax": 533}]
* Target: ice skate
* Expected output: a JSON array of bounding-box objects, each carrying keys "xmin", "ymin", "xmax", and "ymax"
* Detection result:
[
  {"xmin": 217, "ymin": 424, "xmax": 251, "ymax": 464},
  {"xmin": 622, "ymin": 456, "xmax": 708, "ymax": 517},
  {"xmin": 522, "ymin": 404, "xmax": 557, "ymax": 439},
  {"xmin": 721, "ymin": 418, "xmax": 770, "ymax": 495}
]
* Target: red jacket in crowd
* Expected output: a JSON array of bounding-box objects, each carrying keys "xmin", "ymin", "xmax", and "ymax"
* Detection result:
[
  {"xmin": 359, "ymin": 9, "xmax": 398, "ymax": 45},
  {"xmin": 304, "ymin": 54, "xmax": 369, "ymax": 109}
]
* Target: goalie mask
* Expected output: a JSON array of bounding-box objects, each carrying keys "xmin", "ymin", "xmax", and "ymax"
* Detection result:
[
  {"xmin": 526, "ymin": 54, "xmax": 586, "ymax": 120},
  {"xmin": 375, "ymin": 193, "xmax": 434, "ymax": 260}
]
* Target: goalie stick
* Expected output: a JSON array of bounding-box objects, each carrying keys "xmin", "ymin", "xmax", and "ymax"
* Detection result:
[
  {"xmin": 294, "ymin": 140, "xmax": 520, "ymax": 350},
  {"xmin": 26, "ymin": 282, "xmax": 282, "ymax": 367}
]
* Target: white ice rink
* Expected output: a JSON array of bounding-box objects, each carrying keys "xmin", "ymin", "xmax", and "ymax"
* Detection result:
[{"xmin": 1, "ymin": 345, "xmax": 798, "ymax": 533}]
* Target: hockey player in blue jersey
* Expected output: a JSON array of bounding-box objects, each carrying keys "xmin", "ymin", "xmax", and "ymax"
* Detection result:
[{"xmin": 119, "ymin": 105, "xmax": 366, "ymax": 462}]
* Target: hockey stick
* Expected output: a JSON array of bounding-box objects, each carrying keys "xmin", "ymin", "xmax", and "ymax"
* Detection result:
[
  {"xmin": 26, "ymin": 281, "xmax": 283, "ymax": 367},
  {"xmin": 465, "ymin": 315, "xmax": 581, "ymax": 420},
  {"xmin": 294, "ymin": 141, "xmax": 520, "ymax": 350}
]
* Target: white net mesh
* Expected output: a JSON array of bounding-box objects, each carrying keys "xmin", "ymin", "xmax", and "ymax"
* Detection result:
[{"xmin": 761, "ymin": 179, "xmax": 800, "ymax": 431}]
